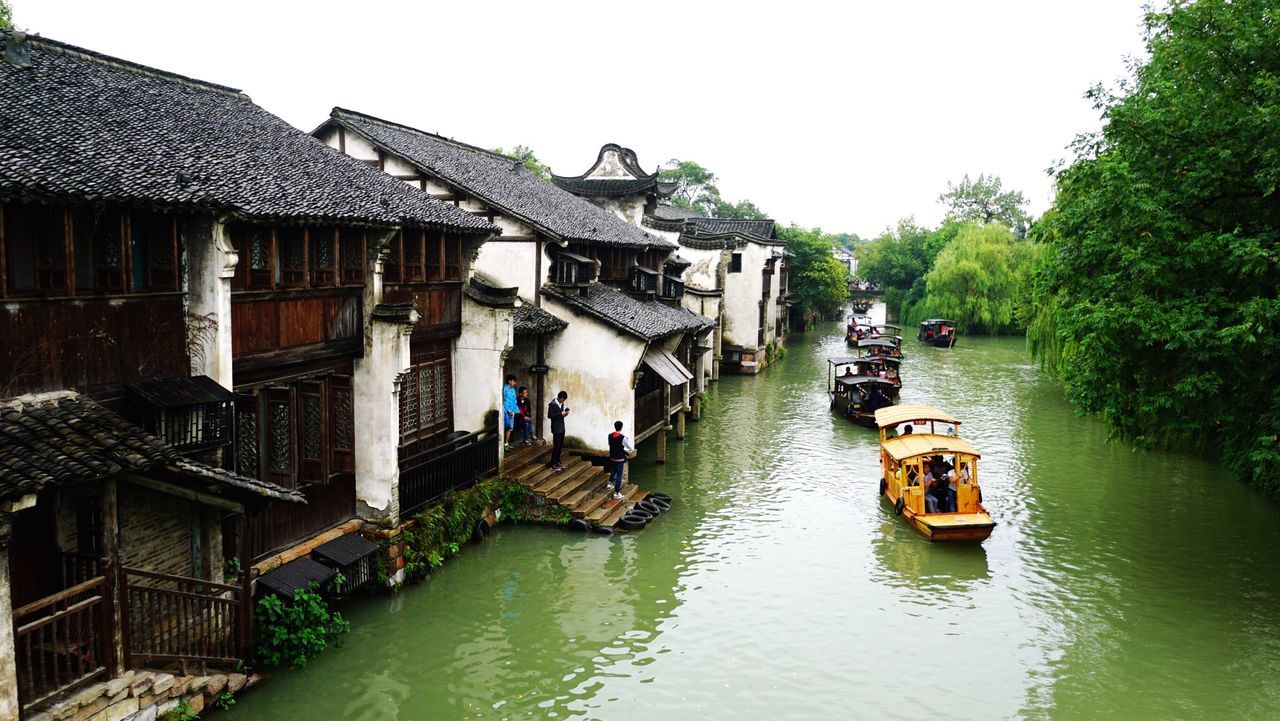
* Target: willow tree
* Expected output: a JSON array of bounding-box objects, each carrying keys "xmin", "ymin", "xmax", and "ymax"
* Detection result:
[
  {"xmin": 913, "ymin": 223, "xmax": 1032, "ymax": 333},
  {"xmin": 1032, "ymin": 0, "xmax": 1280, "ymax": 496}
]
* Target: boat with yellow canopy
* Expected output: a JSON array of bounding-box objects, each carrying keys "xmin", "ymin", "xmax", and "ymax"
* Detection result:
[{"xmin": 873, "ymin": 404, "xmax": 994, "ymax": 542}]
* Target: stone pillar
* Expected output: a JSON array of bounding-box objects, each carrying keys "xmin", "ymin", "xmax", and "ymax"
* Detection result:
[
  {"xmin": 712, "ymin": 322, "xmax": 723, "ymax": 382},
  {"xmin": 184, "ymin": 217, "xmax": 236, "ymax": 389},
  {"xmin": 675, "ymin": 409, "xmax": 687, "ymax": 440},
  {"xmin": 353, "ymin": 306, "xmax": 416, "ymax": 528},
  {"xmin": 353, "ymin": 230, "xmax": 413, "ymax": 528},
  {"xmin": 655, "ymin": 425, "xmax": 668, "ymax": 464},
  {"xmin": 0, "ymin": 512, "xmax": 18, "ymax": 721}
]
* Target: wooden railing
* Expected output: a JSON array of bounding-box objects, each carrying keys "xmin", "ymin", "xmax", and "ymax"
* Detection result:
[
  {"xmin": 61, "ymin": 553, "xmax": 101, "ymax": 589},
  {"xmin": 398, "ymin": 427, "xmax": 499, "ymax": 519},
  {"xmin": 122, "ymin": 568, "xmax": 247, "ymax": 666},
  {"xmin": 14, "ymin": 575, "xmax": 112, "ymax": 714}
]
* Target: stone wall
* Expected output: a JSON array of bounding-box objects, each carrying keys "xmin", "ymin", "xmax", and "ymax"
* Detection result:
[{"xmin": 26, "ymin": 669, "xmax": 258, "ymax": 721}]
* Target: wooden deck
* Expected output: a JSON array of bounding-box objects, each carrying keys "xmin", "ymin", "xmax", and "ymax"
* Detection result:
[{"xmin": 503, "ymin": 444, "xmax": 655, "ymax": 530}]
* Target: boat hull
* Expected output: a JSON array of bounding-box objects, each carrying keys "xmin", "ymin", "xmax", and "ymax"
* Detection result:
[
  {"xmin": 882, "ymin": 483, "xmax": 994, "ymax": 542},
  {"xmin": 918, "ymin": 335, "xmax": 956, "ymax": 347}
]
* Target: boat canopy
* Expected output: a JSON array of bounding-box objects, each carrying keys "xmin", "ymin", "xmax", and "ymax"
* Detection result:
[
  {"xmin": 827, "ymin": 356, "xmax": 861, "ymax": 365},
  {"xmin": 857, "ymin": 339, "xmax": 898, "ymax": 348},
  {"xmin": 874, "ymin": 404, "xmax": 960, "ymax": 427},
  {"xmin": 920, "ymin": 319, "xmax": 956, "ymax": 325},
  {"xmin": 881, "ymin": 434, "xmax": 980, "ymax": 462},
  {"xmin": 858, "ymin": 355, "xmax": 901, "ymax": 365},
  {"xmin": 878, "ymin": 323, "xmax": 903, "ymax": 330},
  {"xmin": 836, "ymin": 376, "xmax": 896, "ymax": 388}
]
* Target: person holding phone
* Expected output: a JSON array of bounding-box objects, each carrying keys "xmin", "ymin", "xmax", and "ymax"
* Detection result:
[{"xmin": 547, "ymin": 391, "xmax": 569, "ymax": 471}]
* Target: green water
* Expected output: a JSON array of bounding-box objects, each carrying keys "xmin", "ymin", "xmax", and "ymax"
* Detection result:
[{"xmin": 223, "ymin": 319, "xmax": 1280, "ymax": 721}]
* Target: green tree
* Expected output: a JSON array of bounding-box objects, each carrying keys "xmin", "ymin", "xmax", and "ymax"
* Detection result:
[
  {"xmin": 911, "ymin": 223, "xmax": 1034, "ymax": 333},
  {"xmin": 490, "ymin": 145, "xmax": 550, "ymax": 180},
  {"xmin": 938, "ymin": 174, "xmax": 1031, "ymax": 236},
  {"xmin": 777, "ymin": 225, "xmax": 849, "ymax": 322},
  {"xmin": 659, "ymin": 160, "xmax": 721, "ymax": 214},
  {"xmin": 0, "ymin": 0, "xmax": 12, "ymax": 29},
  {"xmin": 713, "ymin": 198, "xmax": 768, "ymax": 220},
  {"xmin": 1031, "ymin": 0, "xmax": 1280, "ymax": 496}
]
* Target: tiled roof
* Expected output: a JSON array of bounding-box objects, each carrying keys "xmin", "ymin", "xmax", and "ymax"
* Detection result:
[
  {"xmin": 513, "ymin": 302, "xmax": 568, "ymax": 336},
  {"xmin": 0, "ymin": 32, "xmax": 493, "ymax": 233},
  {"xmin": 541, "ymin": 284, "xmax": 713, "ymax": 341},
  {"xmin": 323, "ymin": 109, "xmax": 673, "ymax": 249},
  {"xmin": 551, "ymin": 144, "xmax": 671, "ymax": 199},
  {"xmin": 689, "ymin": 218, "xmax": 777, "ymax": 241},
  {"xmin": 0, "ymin": 391, "xmax": 302, "ymax": 503},
  {"xmin": 652, "ymin": 204, "xmax": 705, "ymax": 221},
  {"xmin": 464, "ymin": 274, "xmax": 519, "ymax": 308}
]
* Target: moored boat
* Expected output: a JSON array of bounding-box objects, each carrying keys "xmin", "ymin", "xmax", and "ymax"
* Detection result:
[
  {"xmin": 828, "ymin": 357, "xmax": 896, "ymax": 427},
  {"xmin": 918, "ymin": 319, "xmax": 957, "ymax": 347},
  {"xmin": 873, "ymin": 404, "xmax": 994, "ymax": 542}
]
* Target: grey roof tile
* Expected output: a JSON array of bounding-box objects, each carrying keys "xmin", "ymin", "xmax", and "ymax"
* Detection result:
[
  {"xmin": 513, "ymin": 302, "xmax": 568, "ymax": 335},
  {"xmin": 541, "ymin": 284, "xmax": 713, "ymax": 341},
  {"xmin": 325, "ymin": 109, "xmax": 673, "ymax": 249},
  {"xmin": 0, "ymin": 391, "xmax": 301, "ymax": 503},
  {"xmin": 0, "ymin": 32, "xmax": 494, "ymax": 233}
]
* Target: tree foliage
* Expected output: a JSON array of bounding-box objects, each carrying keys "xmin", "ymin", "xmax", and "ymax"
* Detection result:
[
  {"xmin": 938, "ymin": 173, "xmax": 1032, "ymax": 235},
  {"xmin": 0, "ymin": 0, "xmax": 12, "ymax": 30},
  {"xmin": 911, "ymin": 223, "xmax": 1036, "ymax": 333},
  {"xmin": 777, "ymin": 224, "xmax": 849, "ymax": 321},
  {"xmin": 1031, "ymin": 0, "xmax": 1280, "ymax": 496},
  {"xmin": 490, "ymin": 145, "xmax": 550, "ymax": 181},
  {"xmin": 855, "ymin": 218, "xmax": 956, "ymax": 291},
  {"xmin": 659, "ymin": 159, "xmax": 767, "ymax": 219}
]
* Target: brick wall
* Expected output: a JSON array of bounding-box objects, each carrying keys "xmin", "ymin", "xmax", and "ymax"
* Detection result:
[{"xmin": 118, "ymin": 482, "xmax": 195, "ymax": 578}]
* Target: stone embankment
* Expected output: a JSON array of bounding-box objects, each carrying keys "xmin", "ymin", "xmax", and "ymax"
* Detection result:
[{"xmin": 27, "ymin": 669, "xmax": 258, "ymax": 721}]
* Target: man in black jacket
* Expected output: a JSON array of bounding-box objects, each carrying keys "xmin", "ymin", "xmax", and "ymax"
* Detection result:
[{"xmin": 547, "ymin": 391, "xmax": 569, "ymax": 471}]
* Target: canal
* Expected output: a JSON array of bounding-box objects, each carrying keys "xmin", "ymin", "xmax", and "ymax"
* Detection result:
[{"xmin": 223, "ymin": 316, "xmax": 1280, "ymax": 721}]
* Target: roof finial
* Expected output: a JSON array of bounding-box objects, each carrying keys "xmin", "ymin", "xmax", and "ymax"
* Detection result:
[{"xmin": 3, "ymin": 31, "xmax": 33, "ymax": 68}]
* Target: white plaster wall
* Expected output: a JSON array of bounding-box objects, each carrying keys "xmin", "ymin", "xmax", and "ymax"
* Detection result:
[
  {"xmin": 585, "ymin": 149, "xmax": 632, "ymax": 179},
  {"xmin": 589, "ymin": 195, "xmax": 646, "ymax": 226},
  {"xmin": 678, "ymin": 246, "xmax": 722, "ymax": 292},
  {"xmin": 454, "ymin": 297, "xmax": 514, "ymax": 433},
  {"xmin": 721, "ymin": 242, "xmax": 772, "ymax": 349},
  {"xmin": 182, "ymin": 217, "xmax": 235, "ymax": 389},
  {"xmin": 541, "ymin": 296, "xmax": 645, "ymax": 451},
  {"xmin": 493, "ymin": 215, "xmax": 537, "ymax": 238},
  {"xmin": 340, "ymin": 130, "xmax": 380, "ymax": 162},
  {"xmin": 473, "ymin": 242, "xmax": 542, "ymax": 299},
  {"xmin": 644, "ymin": 224, "xmax": 682, "ymax": 246},
  {"xmin": 383, "ymin": 155, "xmax": 417, "ymax": 177}
]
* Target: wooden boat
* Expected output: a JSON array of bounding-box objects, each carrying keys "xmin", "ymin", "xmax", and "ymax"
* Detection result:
[
  {"xmin": 918, "ymin": 319, "xmax": 957, "ymax": 347},
  {"xmin": 853, "ymin": 354, "xmax": 902, "ymax": 397},
  {"xmin": 851, "ymin": 299, "xmax": 874, "ymax": 314},
  {"xmin": 857, "ymin": 337, "xmax": 902, "ymax": 359},
  {"xmin": 827, "ymin": 358, "xmax": 896, "ymax": 427},
  {"xmin": 873, "ymin": 404, "xmax": 994, "ymax": 542}
]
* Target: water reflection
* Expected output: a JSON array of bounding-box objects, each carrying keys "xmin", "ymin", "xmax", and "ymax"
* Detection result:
[{"xmin": 870, "ymin": 517, "xmax": 991, "ymax": 592}]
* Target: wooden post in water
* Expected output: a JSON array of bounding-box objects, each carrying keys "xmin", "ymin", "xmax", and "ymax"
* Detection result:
[
  {"xmin": 655, "ymin": 425, "xmax": 668, "ymax": 464},
  {"xmin": 676, "ymin": 409, "xmax": 687, "ymax": 440}
]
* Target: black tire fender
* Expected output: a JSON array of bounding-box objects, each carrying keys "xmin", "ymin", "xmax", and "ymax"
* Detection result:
[
  {"xmin": 594, "ymin": 525, "xmax": 615, "ymax": 535},
  {"xmin": 618, "ymin": 513, "xmax": 649, "ymax": 530},
  {"xmin": 649, "ymin": 498, "xmax": 672, "ymax": 513},
  {"xmin": 636, "ymin": 499, "xmax": 662, "ymax": 516},
  {"xmin": 893, "ymin": 496, "xmax": 905, "ymax": 516},
  {"xmin": 977, "ymin": 487, "xmax": 983, "ymax": 504},
  {"xmin": 627, "ymin": 508, "xmax": 654, "ymax": 522},
  {"xmin": 473, "ymin": 518, "xmax": 491, "ymax": 543},
  {"xmin": 648, "ymin": 492, "xmax": 672, "ymax": 503},
  {"xmin": 879, "ymin": 478, "xmax": 887, "ymax": 496},
  {"xmin": 566, "ymin": 518, "xmax": 590, "ymax": 532}
]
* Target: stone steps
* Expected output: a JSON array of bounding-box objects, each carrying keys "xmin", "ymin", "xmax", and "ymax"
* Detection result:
[
  {"xmin": 545, "ymin": 463, "xmax": 600, "ymax": 504},
  {"xmin": 593, "ymin": 486, "xmax": 646, "ymax": 527}
]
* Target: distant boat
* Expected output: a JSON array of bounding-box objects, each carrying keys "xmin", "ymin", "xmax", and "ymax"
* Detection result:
[
  {"xmin": 917, "ymin": 319, "xmax": 957, "ymax": 348},
  {"xmin": 873, "ymin": 404, "xmax": 994, "ymax": 542}
]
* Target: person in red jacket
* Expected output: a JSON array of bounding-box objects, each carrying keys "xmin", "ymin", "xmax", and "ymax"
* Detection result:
[{"xmin": 606, "ymin": 421, "xmax": 634, "ymax": 500}]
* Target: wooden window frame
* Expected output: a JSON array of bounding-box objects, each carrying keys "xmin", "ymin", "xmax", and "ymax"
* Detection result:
[
  {"xmin": 278, "ymin": 226, "xmax": 308, "ymax": 289},
  {"xmin": 309, "ymin": 227, "xmax": 338, "ymax": 287},
  {"xmin": 340, "ymin": 228, "xmax": 366, "ymax": 285}
]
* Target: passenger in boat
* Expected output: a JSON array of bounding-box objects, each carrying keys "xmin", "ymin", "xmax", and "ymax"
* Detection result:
[
  {"xmin": 841, "ymin": 366, "xmax": 855, "ymax": 378},
  {"xmin": 885, "ymin": 366, "xmax": 899, "ymax": 382},
  {"xmin": 902, "ymin": 424, "xmax": 913, "ymax": 435},
  {"xmin": 862, "ymin": 384, "xmax": 888, "ymax": 413}
]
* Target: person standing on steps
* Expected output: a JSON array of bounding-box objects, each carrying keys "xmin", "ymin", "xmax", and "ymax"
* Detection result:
[
  {"xmin": 517, "ymin": 386, "xmax": 535, "ymax": 445},
  {"xmin": 548, "ymin": 391, "xmax": 569, "ymax": 471},
  {"xmin": 606, "ymin": 421, "xmax": 634, "ymax": 500},
  {"xmin": 502, "ymin": 374, "xmax": 519, "ymax": 451}
]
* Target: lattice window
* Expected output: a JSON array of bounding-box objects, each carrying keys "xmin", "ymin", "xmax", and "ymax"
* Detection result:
[
  {"xmin": 400, "ymin": 370, "xmax": 419, "ymax": 439},
  {"xmin": 269, "ymin": 400, "xmax": 291, "ymax": 475},
  {"xmin": 332, "ymin": 383, "xmax": 353, "ymax": 452},
  {"xmin": 302, "ymin": 394, "xmax": 323, "ymax": 461},
  {"xmin": 235, "ymin": 401, "xmax": 259, "ymax": 479}
]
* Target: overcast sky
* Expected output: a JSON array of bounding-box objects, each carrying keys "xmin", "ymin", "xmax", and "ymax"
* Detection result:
[{"xmin": 16, "ymin": 0, "xmax": 1149, "ymax": 238}]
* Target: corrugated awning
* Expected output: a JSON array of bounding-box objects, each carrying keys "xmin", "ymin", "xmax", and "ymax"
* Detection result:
[{"xmin": 642, "ymin": 346, "xmax": 694, "ymax": 386}]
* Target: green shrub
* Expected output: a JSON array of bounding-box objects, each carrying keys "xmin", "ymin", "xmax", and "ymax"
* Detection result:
[{"xmin": 255, "ymin": 582, "xmax": 350, "ymax": 668}]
